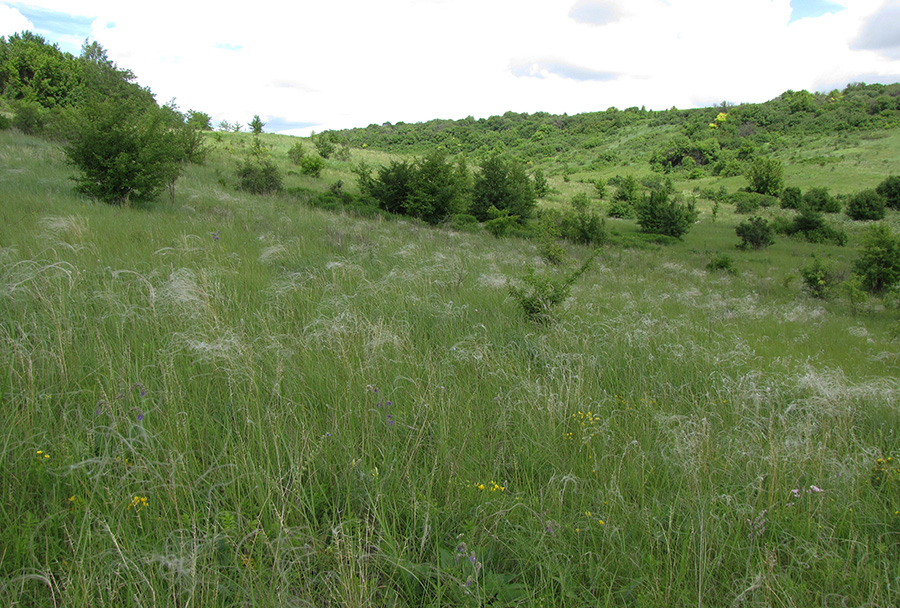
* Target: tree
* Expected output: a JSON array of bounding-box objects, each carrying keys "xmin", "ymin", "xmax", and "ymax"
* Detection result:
[
  {"xmin": 634, "ymin": 188, "xmax": 698, "ymax": 239},
  {"xmin": 845, "ymin": 189, "xmax": 886, "ymax": 221},
  {"xmin": 875, "ymin": 175, "xmax": 900, "ymax": 210},
  {"xmin": 469, "ymin": 154, "xmax": 536, "ymax": 223},
  {"xmin": 249, "ymin": 114, "xmax": 265, "ymax": 134},
  {"xmin": 65, "ymin": 99, "xmax": 182, "ymax": 205},
  {"xmin": 406, "ymin": 149, "xmax": 466, "ymax": 224},
  {"xmin": 746, "ymin": 157, "xmax": 784, "ymax": 197},
  {"xmin": 853, "ymin": 223, "xmax": 900, "ymax": 293},
  {"xmin": 185, "ymin": 110, "xmax": 212, "ymax": 131}
]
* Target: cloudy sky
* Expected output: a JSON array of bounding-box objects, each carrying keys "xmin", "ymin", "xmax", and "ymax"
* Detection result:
[{"xmin": 2, "ymin": 0, "xmax": 900, "ymax": 135}]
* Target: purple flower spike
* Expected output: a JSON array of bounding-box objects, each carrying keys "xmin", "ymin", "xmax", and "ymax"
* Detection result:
[{"xmin": 136, "ymin": 412, "xmax": 144, "ymax": 422}]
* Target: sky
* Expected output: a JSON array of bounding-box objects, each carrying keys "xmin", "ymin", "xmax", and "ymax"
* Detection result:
[{"xmin": 2, "ymin": 0, "xmax": 900, "ymax": 136}]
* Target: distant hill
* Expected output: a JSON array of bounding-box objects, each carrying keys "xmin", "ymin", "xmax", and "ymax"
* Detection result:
[{"xmin": 326, "ymin": 83, "xmax": 900, "ymax": 172}]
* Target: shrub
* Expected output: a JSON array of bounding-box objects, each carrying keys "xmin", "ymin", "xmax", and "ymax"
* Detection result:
[
  {"xmin": 799, "ymin": 256, "xmax": 836, "ymax": 298},
  {"xmin": 634, "ymin": 188, "xmax": 698, "ymax": 239},
  {"xmin": 450, "ymin": 213, "xmax": 480, "ymax": 232},
  {"xmin": 876, "ymin": 175, "xmax": 900, "ymax": 210},
  {"xmin": 236, "ymin": 137, "xmax": 282, "ymax": 194},
  {"xmin": 559, "ymin": 192, "xmax": 606, "ymax": 245},
  {"xmin": 507, "ymin": 253, "xmax": 596, "ymax": 324},
  {"xmin": 706, "ymin": 253, "xmax": 737, "ymax": 275},
  {"xmin": 735, "ymin": 216, "xmax": 775, "ymax": 249},
  {"xmin": 803, "ymin": 187, "xmax": 841, "ymax": 213},
  {"xmin": 287, "ymin": 142, "xmax": 306, "ymax": 165},
  {"xmin": 777, "ymin": 206, "xmax": 847, "ymax": 246},
  {"xmin": 536, "ymin": 212, "xmax": 568, "ymax": 266},
  {"xmin": 845, "ymin": 189, "xmax": 886, "ymax": 221},
  {"xmin": 314, "ymin": 135, "xmax": 336, "ymax": 159},
  {"xmin": 746, "ymin": 157, "xmax": 784, "ymax": 196},
  {"xmin": 732, "ymin": 191, "xmax": 777, "ymax": 213},
  {"xmin": 781, "ymin": 186, "xmax": 802, "ymax": 209},
  {"xmin": 484, "ymin": 206, "xmax": 519, "ymax": 237},
  {"xmin": 65, "ymin": 100, "xmax": 182, "ymax": 206},
  {"xmin": 299, "ymin": 154, "xmax": 326, "ymax": 178},
  {"xmin": 606, "ymin": 198, "xmax": 634, "ymax": 218},
  {"xmin": 853, "ymin": 223, "xmax": 900, "ymax": 293},
  {"xmin": 470, "ymin": 154, "xmax": 536, "ymax": 222}
]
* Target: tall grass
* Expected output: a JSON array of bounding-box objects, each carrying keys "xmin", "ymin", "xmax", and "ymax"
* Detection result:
[{"xmin": 1, "ymin": 129, "xmax": 899, "ymax": 606}]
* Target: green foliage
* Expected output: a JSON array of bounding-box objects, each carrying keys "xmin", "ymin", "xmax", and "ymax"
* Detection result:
[
  {"xmin": 775, "ymin": 205, "xmax": 847, "ymax": 246},
  {"xmin": 731, "ymin": 191, "xmax": 776, "ymax": 214},
  {"xmin": 845, "ymin": 189, "xmax": 886, "ymax": 221},
  {"xmin": 236, "ymin": 137, "xmax": 283, "ymax": 194},
  {"xmin": 249, "ymin": 114, "xmax": 265, "ymax": 134},
  {"xmin": 10, "ymin": 99, "xmax": 46, "ymax": 134},
  {"xmin": 706, "ymin": 252, "xmax": 737, "ymax": 274},
  {"xmin": 735, "ymin": 216, "xmax": 775, "ymax": 249},
  {"xmin": 803, "ymin": 187, "xmax": 841, "ymax": 213},
  {"xmin": 650, "ymin": 135, "xmax": 719, "ymax": 172},
  {"xmin": 470, "ymin": 154, "xmax": 536, "ymax": 223},
  {"xmin": 634, "ymin": 188, "xmax": 698, "ymax": 239},
  {"xmin": 405, "ymin": 150, "xmax": 467, "ymax": 224},
  {"xmin": 853, "ymin": 223, "xmax": 900, "ymax": 293},
  {"xmin": 606, "ymin": 174, "xmax": 639, "ymax": 218},
  {"xmin": 299, "ymin": 154, "xmax": 325, "ymax": 178},
  {"xmin": 484, "ymin": 206, "xmax": 518, "ymax": 237},
  {"xmin": 799, "ymin": 256, "xmax": 836, "ymax": 298},
  {"xmin": 64, "ymin": 100, "xmax": 182, "ymax": 205},
  {"xmin": 780, "ymin": 186, "xmax": 802, "ymax": 209},
  {"xmin": 507, "ymin": 253, "xmax": 596, "ymax": 324},
  {"xmin": 876, "ymin": 175, "xmax": 900, "ymax": 210},
  {"xmin": 287, "ymin": 141, "xmax": 306, "ymax": 165},
  {"xmin": 314, "ymin": 135, "xmax": 336, "ymax": 159},
  {"xmin": 356, "ymin": 151, "xmax": 466, "ymax": 224},
  {"xmin": 532, "ymin": 168, "xmax": 550, "ymax": 198},
  {"xmin": 536, "ymin": 212, "xmax": 568, "ymax": 265},
  {"xmin": 745, "ymin": 157, "xmax": 784, "ymax": 196},
  {"xmin": 185, "ymin": 110, "xmax": 212, "ymax": 131}
]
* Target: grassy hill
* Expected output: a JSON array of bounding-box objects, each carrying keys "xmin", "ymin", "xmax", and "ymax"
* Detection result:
[{"xmin": 2, "ymin": 92, "xmax": 900, "ymax": 607}]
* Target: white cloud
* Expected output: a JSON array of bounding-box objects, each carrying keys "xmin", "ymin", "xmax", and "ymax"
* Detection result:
[
  {"xmin": 5, "ymin": 0, "xmax": 900, "ymax": 135},
  {"xmin": 1, "ymin": 5, "xmax": 34, "ymax": 37}
]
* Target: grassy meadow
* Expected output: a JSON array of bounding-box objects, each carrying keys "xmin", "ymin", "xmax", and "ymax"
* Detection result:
[{"xmin": 2, "ymin": 126, "xmax": 900, "ymax": 607}]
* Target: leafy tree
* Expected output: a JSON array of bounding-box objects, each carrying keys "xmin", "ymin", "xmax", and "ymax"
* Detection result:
[
  {"xmin": 469, "ymin": 154, "xmax": 536, "ymax": 223},
  {"xmin": 299, "ymin": 154, "xmax": 325, "ymax": 178},
  {"xmin": 249, "ymin": 114, "xmax": 265, "ymax": 134},
  {"xmin": 185, "ymin": 110, "xmax": 212, "ymax": 131},
  {"xmin": 634, "ymin": 188, "xmax": 698, "ymax": 239},
  {"xmin": 0, "ymin": 32, "xmax": 80, "ymax": 108},
  {"xmin": 853, "ymin": 223, "xmax": 900, "ymax": 293},
  {"xmin": 735, "ymin": 216, "xmax": 775, "ymax": 249},
  {"xmin": 746, "ymin": 157, "xmax": 784, "ymax": 197},
  {"xmin": 845, "ymin": 189, "xmax": 886, "ymax": 221},
  {"xmin": 65, "ymin": 99, "xmax": 182, "ymax": 205},
  {"xmin": 875, "ymin": 175, "xmax": 900, "ymax": 210}
]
